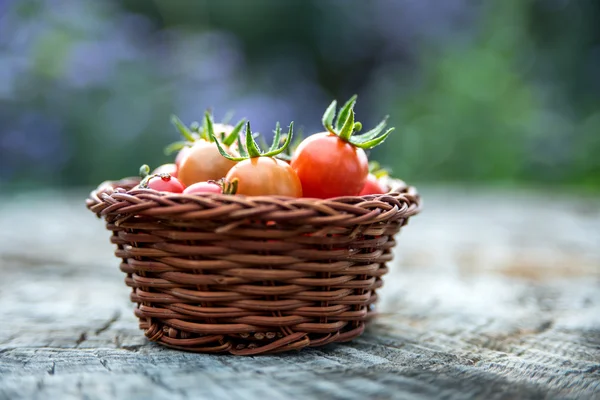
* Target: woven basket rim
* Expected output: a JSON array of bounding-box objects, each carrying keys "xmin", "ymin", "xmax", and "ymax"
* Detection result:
[{"xmin": 87, "ymin": 176, "xmax": 421, "ymax": 214}]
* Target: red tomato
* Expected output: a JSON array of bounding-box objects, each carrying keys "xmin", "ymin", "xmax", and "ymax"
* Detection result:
[
  {"xmin": 183, "ymin": 181, "xmax": 222, "ymax": 194},
  {"xmin": 177, "ymin": 141, "xmax": 238, "ymax": 187},
  {"xmin": 146, "ymin": 175, "xmax": 185, "ymax": 193},
  {"xmin": 152, "ymin": 163, "xmax": 178, "ymax": 177},
  {"xmin": 225, "ymin": 157, "xmax": 302, "ymax": 197},
  {"xmin": 359, "ymin": 174, "xmax": 387, "ymax": 195},
  {"xmin": 291, "ymin": 132, "xmax": 368, "ymax": 198}
]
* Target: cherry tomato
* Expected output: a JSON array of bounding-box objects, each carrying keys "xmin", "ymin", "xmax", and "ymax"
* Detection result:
[
  {"xmin": 177, "ymin": 141, "xmax": 238, "ymax": 187},
  {"xmin": 291, "ymin": 132, "xmax": 368, "ymax": 198},
  {"xmin": 152, "ymin": 163, "xmax": 178, "ymax": 177},
  {"xmin": 175, "ymin": 147, "xmax": 190, "ymax": 169},
  {"xmin": 146, "ymin": 175, "xmax": 185, "ymax": 193},
  {"xmin": 359, "ymin": 174, "xmax": 387, "ymax": 195},
  {"xmin": 225, "ymin": 157, "xmax": 302, "ymax": 197},
  {"xmin": 183, "ymin": 181, "xmax": 222, "ymax": 194}
]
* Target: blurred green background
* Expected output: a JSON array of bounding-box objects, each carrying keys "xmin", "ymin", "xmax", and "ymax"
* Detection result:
[{"xmin": 1, "ymin": 0, "xmax": 599, "ymax": 191}]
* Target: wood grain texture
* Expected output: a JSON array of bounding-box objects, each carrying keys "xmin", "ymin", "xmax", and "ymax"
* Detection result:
[{"xmin": 1, "ymin": 187, "xmax": 599, "ymax": 400}]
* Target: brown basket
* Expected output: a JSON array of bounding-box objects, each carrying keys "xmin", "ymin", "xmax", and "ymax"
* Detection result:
[{"xmin": 86, "ymin": 177, "xmax": 420, "ymax": 355}]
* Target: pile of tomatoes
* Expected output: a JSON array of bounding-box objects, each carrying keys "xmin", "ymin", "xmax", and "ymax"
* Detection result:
[{"xmin": 138, "ymin": 95, "xmax": 394, "ymax": 199}]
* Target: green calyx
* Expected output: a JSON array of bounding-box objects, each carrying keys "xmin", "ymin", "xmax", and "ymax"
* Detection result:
[
  {"xmin": 164, "ymin": 112, "xmax": 245, "ymax": 155},
  {"xmin": 203, "ymin": 111, "xmax": 246, "ymax": 146},
  {"xmin": 137, "ymin": 164, "xmax": 171, "ymax": 188},
  {"xmin": 275, "ymin": 128, "xmax": 304, "ymax": 162},
  {"xmin": 212, "ymin": 121, "xmax": 294, "ymax": 161},
  {"xmin": 322, "ymin": 95, "xmax": 394, "ymax": 149},
  {"xmin": 139, "ymin": 164, "xmax": 151, "ymax": 179},
  {"xmin": 209, "ymin": 178, "xmax": 239, "ymax": 195}
]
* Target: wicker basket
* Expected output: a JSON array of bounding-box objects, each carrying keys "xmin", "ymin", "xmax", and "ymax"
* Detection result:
[{"xmin": 86, "ymin": 177, "xmax": 420, "ymax": 355}]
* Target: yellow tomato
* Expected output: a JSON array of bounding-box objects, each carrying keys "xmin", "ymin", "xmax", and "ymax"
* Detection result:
[
  {"xmin": 225, "ymin": 157, "xmax": 302, "ymax": 197},
  {"xmin": 177, "ymin": 141, "xmax": 238, "ymax": 186}
]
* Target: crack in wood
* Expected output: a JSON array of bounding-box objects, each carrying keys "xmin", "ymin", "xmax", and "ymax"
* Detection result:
[
  {"xmin": 584, "ymin": 365, "xmax": 600, "ymax": 374},
  {"xmin": 468, "ymin": 320, "xmax": 556, "ymax": 354},
  {"xmin": 95, "ymin": 311, "xmax": 121, "ymax": 335},
  {"xmin": 118, "ymin": 344, "xmax": 143, "ymax": 352},
  {"xmin": 47, "ymin": 362, "xmax": 55, "ymax": 375},
  {"xmin": 535, "ymin": 320, "xmax": 553, "ymax": 334},
  {"xmin": 75, "ymin": 332, "xmax": 87, "ymax": 346},
  {"xmin": 98, "ymin": 358, "xmax": 111, "ymax": 372}
]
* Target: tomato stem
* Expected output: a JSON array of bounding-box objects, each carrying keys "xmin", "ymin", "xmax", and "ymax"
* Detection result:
[
  {"xmin": 209, "ymin": 178, "xmax": 239, "ymax": 195},
  {"xmin": 320, "ymin": 95, "xmax": 394, "ymax": 150},
  {"xmin": 163, "ymin": 141, "xmax": 188, "ymax": 156},
  {"xmin": 236, "ymin": 133, "xmax": 249, "ymax": 158},
  {"xmin": 203, "ymin": 111, "xmax": 215, "ymax": 142},
  {"xmin": 338, "ymin": 109, "xmax": 355, "ymax": 141},
  {"xmin": 245, "ymin": 122, "xmax": 262, "ymax": 158},
  {"xmin": 335, "ymin": 95, "xmax": 357, "ymax": 131},
  {"xmin": 139, "ymin": 164, "xmax": 151, "ymax": 179},
  {"xmin": 212, "ymin": 121, "xmax": 295, "ymax": 161},
  {"xmin": 276, "ymin": 127, "xmax": 304, "ymax": 162},
  {"xmin": 190, "ymin": 121, "xmax": 201, "ymax": 132},
  {"xmin": 223, "ymin": 118, "xmax": 246, "ymax": 146},
  {"xmin": 170, "ymin": 115, "xmax": 196, "ymax": 142},
  {"xmin": 226, "ymin": 178, "xmax": 239, "ymax": 195},
  {"xmin": 167, "ymin": 112, "xmax": 246, "ymax": 154},
  {"xmin": 269, "ymin": 122, "xmax": 281, "ymax": 153},
  {"xmin": 322, "ymin": 100, "xmax": 337, "ymax": 133}
]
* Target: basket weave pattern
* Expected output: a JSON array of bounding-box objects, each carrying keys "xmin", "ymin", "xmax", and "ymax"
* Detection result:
[{"xmin": 87, "ymin": 178, "xmax": 420, "ymax": 355}]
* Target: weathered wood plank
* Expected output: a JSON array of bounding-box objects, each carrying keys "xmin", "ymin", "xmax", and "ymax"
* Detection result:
[{"xmin": 1, "ymin": 187, "xmax": 599, "ymax": 400}]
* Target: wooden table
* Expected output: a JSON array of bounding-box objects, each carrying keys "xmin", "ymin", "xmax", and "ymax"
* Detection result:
[{"xmin": 1, "ymin": 187, "xmax": 599, "ymax": 399}]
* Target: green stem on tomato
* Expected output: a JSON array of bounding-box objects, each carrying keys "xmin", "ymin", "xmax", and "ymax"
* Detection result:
[
  {"xmin": 138, "ymin": 165, "xmax": 171, "ymax": 189},
  {"xmin": 275, "ymin": 127, "xmax": 304, "ymax": 162},
  {"xmin": 268, "ymin": 122, "xmax": 281, "ymax": 153},
  {"xmin": 190, "ymin": 121, "xmax": 201, "ymax": 133},
  {"xmin": 166, "ymin": 111, "xmax": 246, "ymax": 156},
  {"xmin": 322, "ymin": 100, "xmax": 337, "ymax": 132},
  {"xmin": 338, "ymin": 109, "xmax": 355, "ymax": 141},
  {"xmin": 207, "ymin": 178, "xmax": 238, "ymax": 195},
  {"xmin": 236, "ymin": 132, "xmax": 249, "ymax": 158},
  {"xmin": 164, "ymin": 141, "xmax": 188, "ymax": 156},
  {"xmin": 139, "ymin": 164, "xmax": 151, "ymax": 179},
  {"xmin": 222, "ymin": 118, "xmax": 246, "ymax": 147},
  {"xmin": 170, "ymin": 115, "xmax": 196, "ymax": 142},
  {"xmin": 226, "ymin": 178, "xmax": 239, "ymax": 195},
  {"xmin": 335, "ymin": 95, "xmax": 357, "ymax": 132},
  {"xmin": 245, "ymin": 122, "xmax": 262, "ymax": 158},
  {"xmin": 320, "ymin": 95, "xmax": 394, "ymax": 150},
  {"xmin": 212, "ymin": 121, "xmax": 294, "ymax": 161},
  {"xmin": 203, "ymin": 111, "xmax": 215, "ymax": 142}
]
